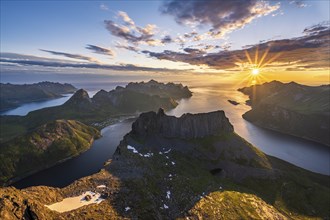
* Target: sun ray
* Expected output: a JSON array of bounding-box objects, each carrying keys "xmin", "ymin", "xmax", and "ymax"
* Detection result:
[
  {"xmin": 260, "ymin": 52, "xmax": 282, "ymax": 68},
  {"xmin": 244, "ymin": 50, "xmax": 253, "ymax": 65},
  {"xmin": 238, "ymin": 45, "xmax": 281, "ymax": 86},
  {"xmin": 254, "ymin": 46, "xmax": 259, "ymax": 66},
  {"xmin": 257, "ymin": 47, "xmax": 270, "ymax": 68}
]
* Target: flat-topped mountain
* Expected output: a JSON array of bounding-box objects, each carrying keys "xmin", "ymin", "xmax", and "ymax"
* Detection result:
[
  {"xmin": 1, "ymin": 109, "xmax": 328, "ymax": 219},
  {"xmin": 132, "ymin": 108, "xmax": 234, "ymax": 139},
  {"xmin": 0, "ymin": 81, "xmax": 77, "ymax": 111},
  {"xmin": 239, "ymin": 81, "xmax": 330, "ymax": 146}
]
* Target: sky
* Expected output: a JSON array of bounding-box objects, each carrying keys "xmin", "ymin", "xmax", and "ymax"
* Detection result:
[{"xmin": 0, "ymin": 0, "xmax": 329, "ymax": 85}]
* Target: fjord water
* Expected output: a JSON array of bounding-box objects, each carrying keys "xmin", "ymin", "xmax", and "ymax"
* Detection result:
[
  {"xmin": 0, "ymin": 92, "xmax": 97, "ymax": 116},
  {"xmin": 11, "ymin": 83, "xmax": 330, "ymax": 189},
  {"xmin": 13, "ymin": 119, "xmax": 134, "ymax": 188},
  {"xmin": 167, "ymin": 84, "xmax": 330, "ymax": 175}
]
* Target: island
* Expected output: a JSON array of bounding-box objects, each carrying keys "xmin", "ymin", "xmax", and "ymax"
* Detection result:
[
  {"xmin": 238, "ymin": 81, "xmax": 330, "ymax": 146},
  {"xmin": 0, "ymin": 81, "xmax": 77, "ymax": 111},
  {"xmin": 0, "ymin": 80, "xmax": 192, "ymax": 185},
  {"xmin": 0, "ymin": 109, "xmax": 328, "ymax": 219}
]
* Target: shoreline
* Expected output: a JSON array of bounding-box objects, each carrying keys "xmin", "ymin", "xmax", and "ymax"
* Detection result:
[
  {"xmin": 5, "ymin": 136, "xmax": 97, "ymax": 187},
  {"xmin": 0, "ymin": 93, "xmax": 76, "ymax": 114},
  {"xmin": 5, "ymin": 115, "xmax": 136, "ymax": 188},
  {"xmin": 242, "ymin": 113, "xmax": 330, "ymax": 148}
]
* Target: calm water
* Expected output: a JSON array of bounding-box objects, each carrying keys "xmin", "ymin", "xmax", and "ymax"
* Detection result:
[
  {"xmin": 10, "ymin": 83, "xmax": 330, "ymax": 189},
  {"xmin": 0, "ymin": 91, "xmax": 97, "ymax": 116},
  {"xmin": 167, "ymin": 85, "xmax": 330, "ymax": 175},
  {"xmin": 1, "ymin": 81, "xmax": 128, "ymax": 116},
  {"xmin": 13, "ymin": 119, "xmax": 134, "ymax": 188}
]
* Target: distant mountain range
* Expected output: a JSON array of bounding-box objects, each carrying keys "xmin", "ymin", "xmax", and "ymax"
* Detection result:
[
  {"xmin": 239, "ymin": 81, "xmax": 330, "ymax": 146},
  {"xmin": 0, "ymin": 81, "xmax": 77, "ymax": 111}
]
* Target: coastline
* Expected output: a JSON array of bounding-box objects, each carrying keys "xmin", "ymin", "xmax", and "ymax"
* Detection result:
[
  {"xmin": 242, "ymin": 113, "xmax": 330, "ymax": 148},
  {"xmin": 5, "ymin": 136, "xmax": 98, "ymax": 187}
]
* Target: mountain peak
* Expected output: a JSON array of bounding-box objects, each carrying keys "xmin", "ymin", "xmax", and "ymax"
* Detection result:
[{"xmin": 65, "ymin": 89, "xmax": 92, "ymax": 106}]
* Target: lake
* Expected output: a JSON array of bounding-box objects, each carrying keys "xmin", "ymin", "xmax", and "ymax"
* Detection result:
[{"xmin": 11, "ymin": 83, "xmax": 330, "ymax": 188}]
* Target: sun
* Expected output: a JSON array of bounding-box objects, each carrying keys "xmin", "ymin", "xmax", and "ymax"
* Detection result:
[{"xmin": 251, "ymin": 68, "xmax": 260, "ymax": 75}]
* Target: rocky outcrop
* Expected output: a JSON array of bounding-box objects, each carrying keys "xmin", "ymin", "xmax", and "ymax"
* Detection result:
[
  {"xmin": 239, "ymin": 81, "xmax": 330, "ymax": 146},
  {"xmin": 131, "ymin": 108, "xmax": 234, "ymax": 139}
]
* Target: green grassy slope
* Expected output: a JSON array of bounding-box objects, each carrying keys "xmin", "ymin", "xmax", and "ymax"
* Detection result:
[{"xmin": 0, "ymin": 120, "xmax": 100, "ymax": 185}]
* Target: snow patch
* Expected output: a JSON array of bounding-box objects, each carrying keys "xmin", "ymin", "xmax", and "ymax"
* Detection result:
[
  {"xmin": 125, "ymin": 207, "xmax": 131, "ymax": 212},
  {"xmin": 166, "ymin": 191, "xmax": 171, "ymax": 199},
  {"xmin": 127, "ymin": 145, "xmax": 138, "ymax": 154},
  {"xmin": 127, "ymin": 145, "xmax": 153, "ymax": 157},
  {"xmin": 96, "ymin": 185, "xmax": 106, "ymax": 188},
  {"xmin": 45, "ymin": 191, "xmax": 104, "ymax": 213}
]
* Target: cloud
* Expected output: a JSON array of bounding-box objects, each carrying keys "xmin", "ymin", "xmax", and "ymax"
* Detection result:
[
  {"xmin": 303, "ymin": 21, "xmax": 330, "ymax": 35},
  {"xmin": 290, "ymin": 0, "xmax": 308, "ymax": 8},
  {"xmin": 161, "ymin": 35, "xmax": 173, "ymax": 44},
  {"xmin": 160, "ymin": 0, "xmax": 280, "ymax": 38},
  {"xmin": 85, "ymin": 44, "xmax": 115, "ymax": 57},
  {"xmin": 183, "ymin": 48, "xmax": 205, "ymax": 55},
  {"xmin": 0, "ymin": 53, "xmax": 183, "ymax": 73},
  {"xmin": 183, "ymin": 31, "xmax": 198, "ymax": 38},
  {"xmin": 115, "ymin": 42, "xmax": 140, "ymax": 52},
  {"xmin": 40, "ymin": 49, "xmax": 97, "ymax": 62},
  {"xmin": 143, "ymin": 22, "xmax": 330, "ymax": 71},
  {"xmin": 104, "ymin": 11, "xmax": 161, "ymax": 46},
  {"xmin": 100, "ymin": 3, "xmax": 109, "ymax": 11},
  {"xmin": 118, "ymin": 11, "xmax": 135, "ymax": 27}
]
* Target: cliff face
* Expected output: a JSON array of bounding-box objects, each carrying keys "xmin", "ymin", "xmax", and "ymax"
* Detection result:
[
  {"xmin": 239, "ymin": 81, "xmax": 330, "ymax": 146},
  {"xmin": 132, "ymin": 108, "xmax": 234, "ymax": 139}
]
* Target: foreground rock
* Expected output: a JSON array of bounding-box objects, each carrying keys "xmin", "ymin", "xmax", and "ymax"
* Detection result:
[
  {"xmin": 0, "ymin": 81, "xmax": 77, "ymax": 111},
  {"xmin": 239, "ymin": 81, "xmax": 330, "ymax": 146},
  {"xmin": 1, "ymin": 109, "xmax": 328, "ymax": 219}
]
